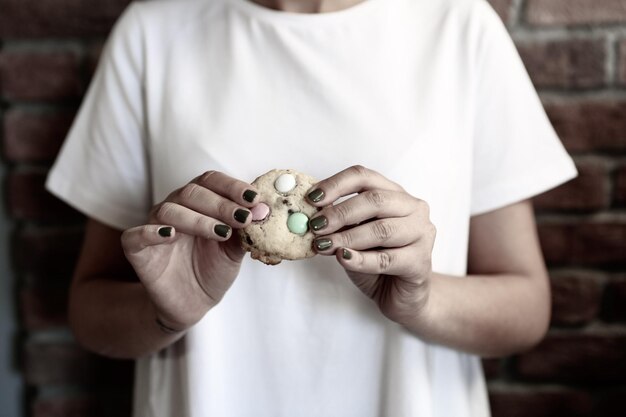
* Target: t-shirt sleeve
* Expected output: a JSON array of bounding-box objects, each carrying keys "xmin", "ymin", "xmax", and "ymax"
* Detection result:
[
  {"xmin": 45, "ymin": 3, "xmax": 151, "ymax": 230},
  {"xmin": 469, "ymin": 0, "xmax": 577, "ymax": 216}
]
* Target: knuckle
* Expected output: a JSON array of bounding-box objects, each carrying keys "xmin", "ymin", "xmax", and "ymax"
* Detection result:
[
  {"xmin": 179, "ymin": 183, "xmax": 202, "ymax": 202},
  {"xmin": 192, "ymin": 214, "xmax": 211, "ymax": 232},
  {"xmin": 341, "ymin": 230, "xmax": 354, "ymax": 248},
  {"xmin": 372, "ymin": 221, "xmax": 394, "ymax": 242},
  {"xmin": 349, "ymin": 164, "xmax": 370, "ymax": 178},
  {"xmin": 426, "ymin": 222, "xmax": 437, "ymax": 240},
  {"xmin": 333, "ymin": 204, "xmax": 352, "ymax": 224},
  {"xmin": 198, "ymin": 170, "xmax": 218, "ymax": 185},
  {"xmin": 366, "ymin": 190, "xmax": 386, "ymax": 207},
  {"xmin": 415, "ymin": 198, "xmax": 430, "ymax": 215},
  {"xmin": 377, "ymin": 251, "xmax": 393, "ymax": 272},
  {"xmin": 414, "ymin": 257, "xmax": 432, "ymax": 281},
  {"xmin": 153, "ymin": 202, "xmax": 176, "ymax": 222},
  {"xmin": 324, "ymin": 177, "xmax": 340, "ymax": 193},
  {"xmin": 215, "ymin": 200, "xmax": 231, "ymax": 220}
]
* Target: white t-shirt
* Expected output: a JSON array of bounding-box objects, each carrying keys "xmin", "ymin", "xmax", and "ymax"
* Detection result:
[{"xmin": 46, "ymin": 0, "xmax": 577, "ymax": 416}]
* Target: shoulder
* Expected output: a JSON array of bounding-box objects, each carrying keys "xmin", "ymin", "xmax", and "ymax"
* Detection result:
[
  {"xmin": 401, "ymin": 0, "xmax": 504, "ymax": 40},
  {"xmin": 123, "ymin": 0, "xmax": 224, "ymax": 45}
]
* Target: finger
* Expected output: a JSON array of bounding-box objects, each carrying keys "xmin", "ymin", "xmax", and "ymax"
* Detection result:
[
  {"xmin": 167, "ymin": 183, "xmax": 252, "ymax": 227},
  {"xmin": 150, "ymin": 202, "xmax": 232, "ymax": 240},
  {"xmin": 306, "ymin": 165, "xmax": 404, "ymax": 206},
  {"xmin": 313, "ymin": 218, "xmax": 418, "ymax": 253},
  {"xmin": 121, "ymin": 224, "xmax": 179, "ymax": 257},
  {"xmin": 308, "ymin": 190, "xmax": 420, "ymax": 234},
  {"xmin": 193, "ymin": 170, "xmax": 260, "ymax": 207},
  {"xmin": 337, "ymin": 245, "xmax": 425, "ymax": 277}
]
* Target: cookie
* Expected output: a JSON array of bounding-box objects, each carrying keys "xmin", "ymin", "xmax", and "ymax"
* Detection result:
[{"xmin": 239, "ymin": 169, "xmax": 320, "ymax": 265}]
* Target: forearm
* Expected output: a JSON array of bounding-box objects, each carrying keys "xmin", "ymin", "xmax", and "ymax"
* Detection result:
[
  {"xmin": 69, "ymin": 278, "xmax": 185, "ymax": 359},
  {"xmin": 406, "ymin": 272, "xmax": 551, "ymax": 358}
]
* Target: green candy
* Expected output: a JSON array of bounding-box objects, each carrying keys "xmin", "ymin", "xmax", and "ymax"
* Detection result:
[{"xmin": 287, "ymin": 212, "xmax": 309, "ymax": 235}]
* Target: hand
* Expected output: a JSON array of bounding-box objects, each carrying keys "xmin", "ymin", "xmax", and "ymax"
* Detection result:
[
  {"xmin": 307, "ymin": 165, "xmax": 436, "ymax": 326},
  {"xmin": 121, "ymin": 171, "xmax": 259, "ymax": 332}
]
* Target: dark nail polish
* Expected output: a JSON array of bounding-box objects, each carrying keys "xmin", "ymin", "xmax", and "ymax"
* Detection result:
[
  {"xmin": 234, "ymin": 209, "xmax": 250, "ymax": 223},
  {"xmin": 308, "ymin": 189, "xmax": 325, "ymax": 203},
  {"xmin": 243, "ymin": 190, "xmax": 257, "ymax": 203},
  {"xmin": 309, "ymin": 216, "xmax": 328, "ymax": 231},
  {"xmin": 158, "ymin": 226, "xmax": 172, "ymax": 237},
  {"xmin": 214, "ymin": 224, "xmax": 231, "ymax": 238},
  {"xmin": 315, "ymin": 238, "xmax": 332, "ymax": 251},
  {"xmin": 342, "ymin": 248, "xmax": 352, "ymax": 260}
]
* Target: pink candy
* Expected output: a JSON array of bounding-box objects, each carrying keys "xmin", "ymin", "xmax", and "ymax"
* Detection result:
[{"xmin": 250, "ymin": 203, "xmax": 270, "ymax": 221}]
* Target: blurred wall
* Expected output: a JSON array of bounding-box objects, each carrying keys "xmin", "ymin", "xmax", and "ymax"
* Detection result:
[
  {"xmin": 0, "ymin": 0, "xmax": 625, "ymax": 416},
  {"xmin": 0, "ymin": 167, "xmax": 21, "ymax": 416}
]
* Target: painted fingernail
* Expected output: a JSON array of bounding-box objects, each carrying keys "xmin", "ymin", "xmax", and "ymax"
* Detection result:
[
  {"xmin": 158, "ymin": 226, "xmax": 172, "ymax": 237},
  {"xmin": 234, "ymin": 209, "xmax": 250, "ymax": 223},
  {"xmin": 243, "ymin": 190, "xmax": 257, "ymax": 203},
  {"xmin": 342, "ymin": 248, "xmax": 352, "ymax": 260},
  {"xmin": 214, "ymin": 224, "xmax": 231, "ymax": 238},
  {"xmin": 307, "ymin": 189, "xmax": 325, "ymax": 203},
  {"xmin": 309, "ymin": 216, "xmax": 328, "ymax": 231},
  {"xmin": 314, "ymin": 238, "xmax": 332, "ymax": 251}
]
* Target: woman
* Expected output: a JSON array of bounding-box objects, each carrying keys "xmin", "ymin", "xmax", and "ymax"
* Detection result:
[{"xmin": 47, "ymin": 0, "xmax": 577, "ymax": 415}]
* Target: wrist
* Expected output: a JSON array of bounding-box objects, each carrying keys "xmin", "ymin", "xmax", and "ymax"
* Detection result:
[{"xmin": 386, "ymin": 272, "xmax": 436, "ymax": 337}]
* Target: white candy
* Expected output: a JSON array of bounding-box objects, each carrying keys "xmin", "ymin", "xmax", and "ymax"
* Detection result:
[{"xmin": 274, "ymin": 173, "xmax": 297, "ymax": 193}]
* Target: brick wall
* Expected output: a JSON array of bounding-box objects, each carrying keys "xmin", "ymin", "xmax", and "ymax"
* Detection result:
[{"xmin": 1, "ymin": 0, "xmax": 624, "ymax": 416}]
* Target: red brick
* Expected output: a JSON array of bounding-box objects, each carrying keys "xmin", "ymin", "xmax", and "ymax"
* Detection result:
[
  {"xmin": 16, "ymin": 227, "xmax": 84, "ymax": 278},
  {"xmin": 487, "ymin": 0, "xmax": 513, "ymax": 24},
  {"xmin": 526, "ymin": 0, "xmax": 626, "ymax": 26},
  {"xmin": 515, "ymin": 332, "xmax": 626, "ymax": 383},
  {"xmin": 33, "ymin": 394, "xmax": 132, "ymax": 417},
  {"xmin": 544, "ymin": 100, "xmax": 626, "ymax": 152},
  {"xmin": 0, "ymin": 52, "xmax": 82, "ymax": 101},
  {"xmin": 0, "ymin": 0, "xmax": 131, "ymax": 38},
  {"xmin": 594, "ymin": 388, "xmax": 626, "ymax": 417},
  {"xmin": 537, "ymin": 219, "xmax": 626, "ymax": 266},
  {"xmin": 87, "ymin": 41, "xmax": 106, "ymax": 80},
  {"xmin": 23, "ymin": 343, "xmax": 98, "ymax": 385},
  {"xmin": 7, "ymin": 171, "xmax": 81, "ymax": 221},
  {"xmin": 615, "ymin": 164, "xmax": 626, "ymax": 206},
  {"xmin": 20, "ymin": 288, "xmax": 68, "ymax": 330},
  {"xmin": 602, "ymin": 275, "xmax": 626, "ymax": 322},
  {"xmin": 23, "ymin": 342, "xmax": 133, "ymax": 385},
  {"xmin": 550, "ymin": 271, "xmax": 603, "ymax": 326},
  {"xmin": 517, "ymin": 39, "xmax": 606, "ymax": 89},
  {"xmin": 533, "ymin": 158, "xmax": 610, "ymax": 211},
  {"xmin": 3, "ymin": 110, "xmax": 75, "ymax": 162},
  {"xmin": 482, "ymin": 358, "xmax": 503, "ymax": 380},
  {"xmin": 33, "ymin": 396, "xmax": 99, "ymax": 417},
  {"xmin": 619, "ymin": 40, "xmax": 626, "ymax": 85},
  {"xmin": 489, "ymin": 387, "xmax": 593, "ymax": 417}
]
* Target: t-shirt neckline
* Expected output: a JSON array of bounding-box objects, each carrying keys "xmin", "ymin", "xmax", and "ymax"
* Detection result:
[{"xmin": 226, "ymin": 0, "xmax": 386, "ymax": 26}]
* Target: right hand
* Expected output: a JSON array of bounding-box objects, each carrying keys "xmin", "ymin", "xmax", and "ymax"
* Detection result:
[{"xmin": 121, "ymin": 171, "xmax": 258, "ymax": 332}]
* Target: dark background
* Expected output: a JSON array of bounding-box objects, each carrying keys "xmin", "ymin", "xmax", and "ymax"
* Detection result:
[{"xmin": 0, "ymin": 0, "xmax": 625, "ymax": 416}]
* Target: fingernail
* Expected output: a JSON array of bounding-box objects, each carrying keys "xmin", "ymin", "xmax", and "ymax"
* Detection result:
[
  {"xmin": 342, "ymin": 248, "xmax": 352, "ymax": 260},
  {"xmin": 158, "ymin": 226, "xmax": 172, "ymax": 237},
  {"xmin": 314, "ymin": 238, "xmax": 332, "ymax": 251},
  {"xmin": 234, "ymin": 209, "xmax": 250, "ymax": 223},
  {"xmin": 309, "ymin": 216, "xmax": 328, "ymax": 231},
  {"xmin": 307, "ymin": 189, "xmax": 325, "ymax": 203},
  {"xmin": 214, "ymin": 224, "xmax": 231, "ymax": 238},
  {"xmin": 243, "ymin": 190, "xmax": 257, "ymax": 203}
]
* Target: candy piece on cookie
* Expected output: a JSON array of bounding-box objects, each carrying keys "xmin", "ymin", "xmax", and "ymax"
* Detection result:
[{"xmin": 239, "ymin": 169, "xmax": 320, "ymax": 265}]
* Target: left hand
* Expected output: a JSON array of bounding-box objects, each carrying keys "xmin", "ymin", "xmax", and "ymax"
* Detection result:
[{"xmin": 307, "ymin": 165, "xmax": 436, "ymax": 325}]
